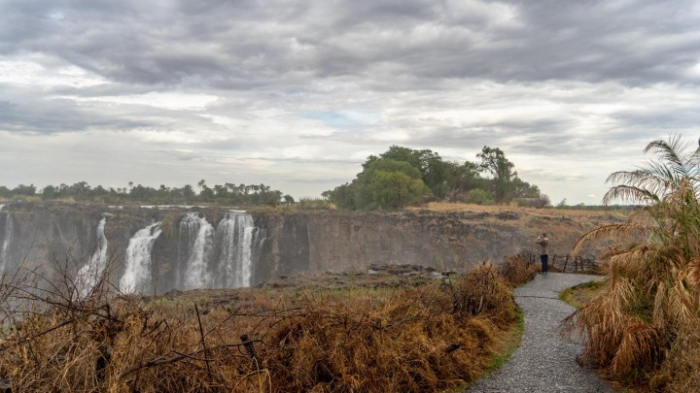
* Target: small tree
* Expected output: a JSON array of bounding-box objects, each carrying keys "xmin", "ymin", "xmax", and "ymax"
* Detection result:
[
  {"xmin": 354, "ymin": 159, "xmax": 428, "ymax": 210},
  {"xmin": 463, "ymin": 188, "xmax": 494, "ymax": 205},
  {"xmin": 477, "ymin": 146, "xmax": 516, "ymax": 203}
]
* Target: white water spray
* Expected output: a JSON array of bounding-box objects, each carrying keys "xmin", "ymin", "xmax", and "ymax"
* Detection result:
[
  {"xmin": 216, "ymin": 212, "xmax": 258, "ymax": 288},
  {"xmin": 120, "ymin": 222, "xmax": 162, "ymax": 294},
  {"xmin": 76, "ymin": 217, "xmax": 108, "ymax": 298},
  {"xmin": 179, "ymin": 213, "xmax": 214, "ymax": 290},
  {"xmin": 0, "ymin": 213, "xmax": 12, "ymax": 273}
]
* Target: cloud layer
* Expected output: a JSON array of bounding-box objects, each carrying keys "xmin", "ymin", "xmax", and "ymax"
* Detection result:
[{"xmin": 0, "ymin": 0, "xmax": 698, "ymax": 203}]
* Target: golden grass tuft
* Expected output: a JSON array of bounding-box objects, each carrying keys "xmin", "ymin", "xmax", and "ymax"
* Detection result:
[{"xmin": 498, "ymin": 255, "xmax": 539, "ymax": 287}]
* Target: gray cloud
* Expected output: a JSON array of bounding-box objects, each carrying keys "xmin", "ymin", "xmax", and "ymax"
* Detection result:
[
  {"xmin": 0, "ymin": 97, "xmax": 150, "ymax": 133},
  {"xmin": 1, "ymin": 0, "xmax": 698, "ymax": 89},
  {"xmin": 0, "ymin": 0, "xmax": 698, "ymax": 204}
]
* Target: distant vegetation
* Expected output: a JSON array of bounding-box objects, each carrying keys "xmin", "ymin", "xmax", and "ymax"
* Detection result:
[
  {"xmin": 565, "ymin": 136, "xmax": 700, "ymax": 391},
  {"xmin": 323, "ymin": 145, "xmax": 550, "ymax": 210},
  {"xmin": 0, "ymin": 145, "xmax": 550, "ymax": 211},
  {"xmin": 0, "ymin": 180, "xmax": 288, "ymax": 206}
]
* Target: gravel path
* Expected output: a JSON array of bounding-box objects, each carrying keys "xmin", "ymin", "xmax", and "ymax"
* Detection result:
[{"xmin": 466, "ymin": 273, "xmax": 615, "ymax": 393}]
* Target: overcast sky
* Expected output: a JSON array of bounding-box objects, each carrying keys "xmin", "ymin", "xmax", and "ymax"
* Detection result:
[{"xmin": 1, "ymin": 0, "xmax": 699, "ymax": 205}]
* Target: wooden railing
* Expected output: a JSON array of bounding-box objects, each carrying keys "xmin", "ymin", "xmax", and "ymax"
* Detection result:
[{"xmin": 517, "ymin": 251, "xmax": 599, "ymax": 273}]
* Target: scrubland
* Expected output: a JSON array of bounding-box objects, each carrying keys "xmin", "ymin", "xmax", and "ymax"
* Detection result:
[{"xmin": 0, "ymin": 257, "xmax": 536, "ymax": 392}]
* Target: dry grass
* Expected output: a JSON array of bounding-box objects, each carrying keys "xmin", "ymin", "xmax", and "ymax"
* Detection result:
[
  {"xmin": 0, "ymin": 259, "xmax": 527, "ymax": 392},
  {"xmin": 497, "ymin": 255, "xmax": 539, "ymax": 287},
  {"xmin": 411, "ymin": 202, "xmax": 628, "ymax": 219}
]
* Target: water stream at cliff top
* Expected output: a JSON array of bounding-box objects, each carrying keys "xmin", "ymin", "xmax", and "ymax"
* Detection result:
[
  {"xmin": 120, "ymin": 222, "xmax": 162, "ymax": 294},
  {"xmin": 75, "ymin": 216, "xmax": 108, "ymax": 298}
]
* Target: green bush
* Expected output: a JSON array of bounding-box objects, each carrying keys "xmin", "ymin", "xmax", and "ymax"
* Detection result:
[{"xmin": 462, "ymin": 188, "xmax": 494, "ymax": 205}]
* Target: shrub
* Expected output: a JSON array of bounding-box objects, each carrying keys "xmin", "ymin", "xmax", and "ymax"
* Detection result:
[
  {"xmin": 462, "ymin": 189, "xmax": 494, "ymax": 205},
  {"xmin": 498, "ymin": 255, "xmax": 539, "ymax": 287},
  {"xmin": 564, "ymin": 136, "xmax": 700, "ymax": 390},
  {"xmin": 296, "ymin": 197, "xmax": 333, "ymax": 210},
  {"xmin": 0, "ymin": 259, "xmax": 522, "ymax": 392}
]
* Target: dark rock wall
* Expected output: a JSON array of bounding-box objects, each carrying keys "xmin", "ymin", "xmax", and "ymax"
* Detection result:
[
  {"xmin": 0, "ymin": 203, "xmax": 619, "ymax": 290},
  {"xmin": 254, "ymin": 210, "xmax": 614, "ymax": 282}
]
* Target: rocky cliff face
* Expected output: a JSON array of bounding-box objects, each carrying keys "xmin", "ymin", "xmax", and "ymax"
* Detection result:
[
  {"xmin": 0, "ymin": 202, "xmax": 622, "ymax": 293},
  {"xmin": 254, "ymin": 209, "xmax": 619, "ymax": 282}
]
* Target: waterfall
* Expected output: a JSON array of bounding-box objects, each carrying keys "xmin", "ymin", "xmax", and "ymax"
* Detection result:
[
  {"xmin": 215, "ymin": 211, "xmax": 266, "ymax": 288},
  {"xmin": 0, "ymin": 213, "xmax": 13, "ymax": 273},
  {"xmin": 120, "ymin": 222, "xmax": 162, "ymax": 294},
  {"xmin": 177, "ymin": 213, "xmax": 214, "ymax": 290},
  {"xmin": 75, "ymin": 216, "xmax": 108, "ymax": 298},
  {"xmin": 174, "ymin": 211, "xmax": 266, "ymax": 291}
]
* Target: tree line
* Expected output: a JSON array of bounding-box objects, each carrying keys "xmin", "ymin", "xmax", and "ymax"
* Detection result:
[
  {"xmin": 323, "ymin": 145, "xmax": 549, "ymax": 210},
  {"xmin": 0, "ymin": 180, "xmax": 288, "ymax": 206}
]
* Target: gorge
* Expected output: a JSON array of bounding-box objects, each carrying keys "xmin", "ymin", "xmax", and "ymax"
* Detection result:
[{"xmin": 0, "ymin": 202, "xmax": 622, "ymax": 295}]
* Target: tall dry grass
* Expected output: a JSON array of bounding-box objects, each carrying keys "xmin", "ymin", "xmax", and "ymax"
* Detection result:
[
  {"xmin": 0, "ymin": 259, "xmax": 526, "ymax": 392},
  {"xmin": 564, "ymin": 136, "xmax": 700, "ymax": 391}
]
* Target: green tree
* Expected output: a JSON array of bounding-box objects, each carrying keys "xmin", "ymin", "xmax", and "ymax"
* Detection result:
[
  {"xmin": 12, "ymin": 184, "xmax": 36, "ymax": 196},
  {"xmin": 463, "ymin": 188, "xmax": 494, "ymax": 205},
  {"xmin": 355, "ymin": 159, "xmax": 427, "ymax": 210},
  {"xmin": 477, "ymin": 146, "xmax": 516, "ymax": 203},
  {"xmin": 445, "ymin": 161, "xmax": 484, "ymax": 201},
  {"xmin": 325, "ymin": 182, "xmax": 357, "ymax": 210},
  {"xmin": 41, "ymin": 185, "xmax": 58, "ymax": 199},
  {"xmin": 365, "ymin": 146, "xmax": 449, "ymax": 199},
  {"xmin": 181, "ymin": 185, "xmax": 196, "ymax": 200},
  {"xmin": 197, "ymin": 179, "xmax": 207, "ymax": 193}
]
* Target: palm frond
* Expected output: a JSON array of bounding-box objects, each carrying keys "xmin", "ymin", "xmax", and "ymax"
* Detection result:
[
  {"xmin": 610, "ymin": 322, "xmax": 661, "ymax": 374},
  {"xmin": 653, "ymin": 281, "xmax": 668, "ymax": 331},
  {"xmin": 644, "ymin": 137, "xmax": 692, "ymax": 179},
  {"xmin": 607, "ymin": 247, "xmax": 654, "ymax": 277},
  {"xmin": 688, "ymin": 257, "xmax": 700, "ymax": 287},
  {"xmin": 568, "ymin": 135, "xmax": 700, "ymax": 388},
  {"xmin": 602, "ymin": 184, "xmax": 659, "ymax": 205},
  {"xmin": 573, "ymin": 224, "xmax": 651, "ymax": 257}
]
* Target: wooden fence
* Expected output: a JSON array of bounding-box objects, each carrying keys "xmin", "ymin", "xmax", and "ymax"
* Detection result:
[{"xmin": 517, "ymin": 251, "xmax": 599, "ymax": 273}]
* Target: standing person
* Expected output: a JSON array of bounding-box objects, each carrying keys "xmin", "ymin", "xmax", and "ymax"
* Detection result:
[{"xmin": 536, "ymin": 233, "xmax": 549, "ymax": 274}]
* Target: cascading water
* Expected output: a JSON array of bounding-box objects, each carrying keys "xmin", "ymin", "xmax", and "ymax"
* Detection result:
[
  {"xmin": 0, "ymin": 212, "xmax": 13, "ymax": 273},
  {"xmin": 178, "ymin": 213, "xmax": 215, "ymax": 290},
  {"xmin": 75, "ymin": 216, "xmax": 108, "ymax": 298},
  {"xmin": 120, "ymin": 222, "xmax": 162, "ymax": 294},
  {"xmin": 215, "ymin": 211, "xmax": 264, "ymax": 288},
  {"xmin": 175, "ymin": 211, "xmax": 266, "ymax": 291}
]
